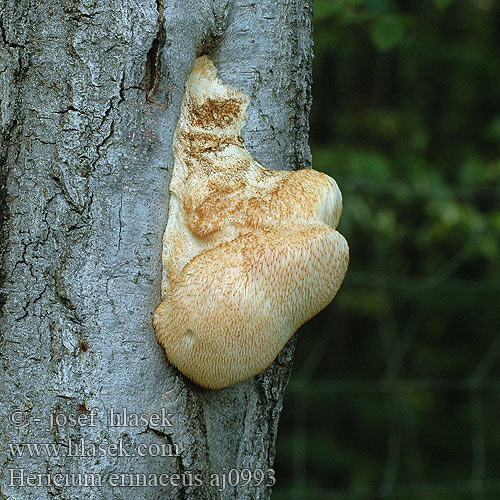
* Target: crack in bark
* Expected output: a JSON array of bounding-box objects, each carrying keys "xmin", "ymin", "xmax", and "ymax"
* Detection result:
[
  {"xmin": 0, "ymin": 15, "xmax": 25, "ymax": 49},
  {"xmin": 96, "ymin": 119, "xmax": 115, "ymax": 156},
  {"xmin": 118, "ymin": 71, "xmax": 126, "ymax": 107},
  {"xmin": 54, "ymin": 105, "xmax": 81, "ymax": 115},
  {"xmin": 0, "ymin": 119, "xmax": 18, "ymax": 316},
  {"xmin": 98, "ymin": 100, "xmax": 114, "ymax": 128},
  {"xmin": 145, "ymin": 0, "xmax": 166, "ymax": 101},
  {"xmin": 142, "ymin": 425, "xmax": 187, "ymax": 499},
  {"xmin": 14, "ymin": 282, "xmax": 48, "ymax": 322},
  {"xmin": 117, "ymin": 193, "xmax": 124, "ymax": 252}
]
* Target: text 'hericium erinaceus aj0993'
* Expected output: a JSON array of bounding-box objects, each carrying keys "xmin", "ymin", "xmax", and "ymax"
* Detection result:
[{"xmin": 153, "ymin": 56, "xmax": 349, "ymax": 390}]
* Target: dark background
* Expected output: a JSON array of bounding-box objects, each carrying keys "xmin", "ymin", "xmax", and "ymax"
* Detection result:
[{"xmin": 274, "ymin": 0, "xmax": 500, "ymax": 498}]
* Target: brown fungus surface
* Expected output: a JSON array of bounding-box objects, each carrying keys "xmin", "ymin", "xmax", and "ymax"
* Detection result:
[{"xmin": 153, "ymin": 56, "xmax": 349, "ymax": 389}]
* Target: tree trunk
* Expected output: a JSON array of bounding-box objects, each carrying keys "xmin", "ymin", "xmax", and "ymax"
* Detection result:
[{"xmin": 0, "ymin": 0, "xmax": 312, "ymax": 498}]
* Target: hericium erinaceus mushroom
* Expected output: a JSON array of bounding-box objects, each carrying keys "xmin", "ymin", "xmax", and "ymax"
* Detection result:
[{"xmin": 153, "ymin": 56, "xmax": 349, "ymax": 389}]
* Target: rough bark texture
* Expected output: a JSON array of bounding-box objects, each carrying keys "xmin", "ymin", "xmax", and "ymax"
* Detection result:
[{"xmin": 0, "ymin": 0, "xmax": 312, "ymax": 499}]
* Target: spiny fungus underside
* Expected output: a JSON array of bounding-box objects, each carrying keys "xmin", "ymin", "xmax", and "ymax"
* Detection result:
[{"xmin": 153, "ymin": 56, "xmax": 349, "ymax": 389}]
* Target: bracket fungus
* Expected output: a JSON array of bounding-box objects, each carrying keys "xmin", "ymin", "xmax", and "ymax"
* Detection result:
[{"xmin": 153, "ymin": 56, "xmax": 349, "ymax": 389}]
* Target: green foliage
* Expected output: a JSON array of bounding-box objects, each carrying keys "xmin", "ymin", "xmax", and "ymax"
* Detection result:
[
  {"xmin": 370, "ymin": 15, "xmax": 406, "ymax": 51},
  {"xmin": 434, "ymin": 0, "xmax": 455, "ymax": 8},
  {"xmin": 276, "ymin": 0, "xmax": 500, "ymax": 498}
]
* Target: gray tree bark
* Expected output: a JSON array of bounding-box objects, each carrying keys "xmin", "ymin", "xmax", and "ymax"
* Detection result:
[{"xmin": 0, "ymin": 0, "xmax": 312, "ymax": 499}]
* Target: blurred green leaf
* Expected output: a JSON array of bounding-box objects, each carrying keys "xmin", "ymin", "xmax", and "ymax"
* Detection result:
[
  {"xmin": 434, "ymin": 0, "xmax": 455, "ymax": 8},
  {"xmin": 370, "ymin": 16, "xmax": 406, "ymax": 51},
  {"xmin": 487, "ymin": 115, "xmax": 500, "ymax": 142},
  {"xmin": 362, "ymin": 0, "xmax": 391, "ymax": 14},
  {"xmin": 313, "ymin": 0, "xmax": 354, "ymax": 21}
]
